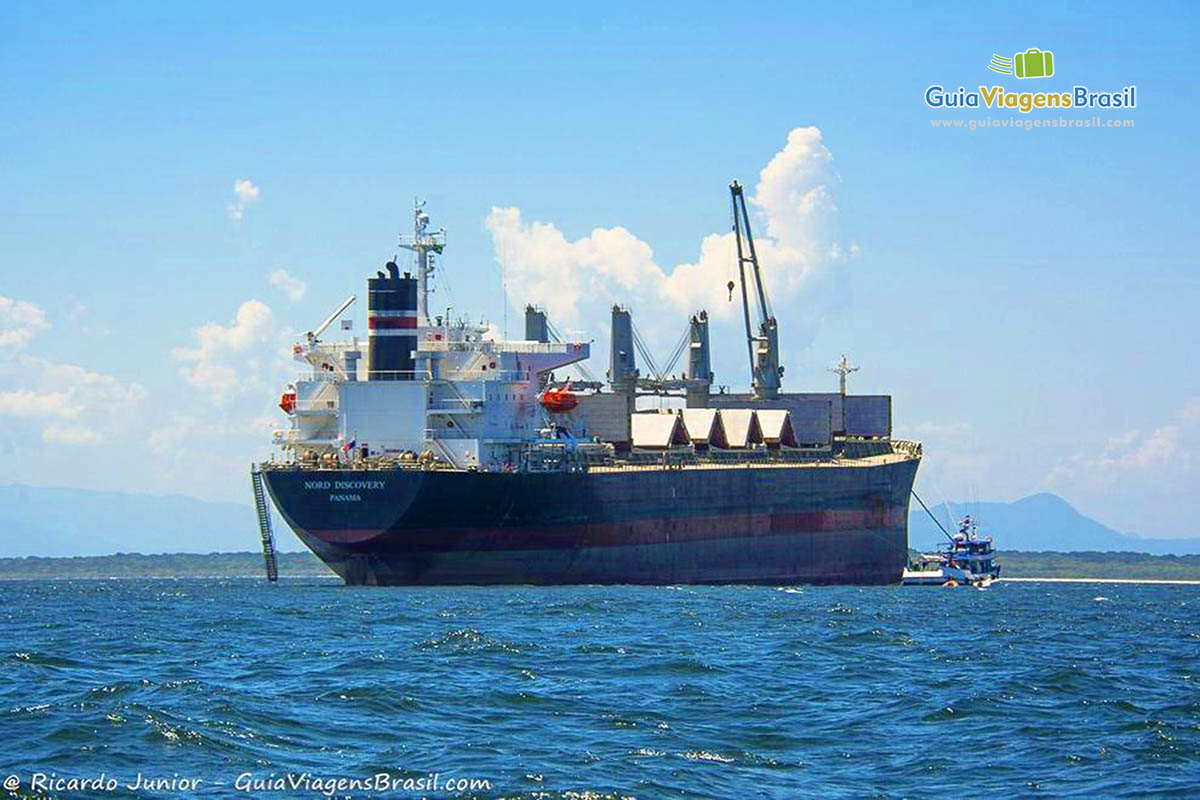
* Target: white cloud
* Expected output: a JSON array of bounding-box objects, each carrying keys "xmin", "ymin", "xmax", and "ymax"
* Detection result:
[
  {"xmin": 147, "ymin": 413, "xmax": 276, "ymax": 456},
  {"xmin": 42, "ymin": 425, "xmax": 101, "ymax": 445},
  {"xmin": 172, "ymin": 300, "xmax": 276, "ymax": 395},
  {"xmin": 486, "ymin": 126, "xmax": 852, "ymax": 340},
  {"xmin": 1179, "ymin": 397, "xmax": 1200, "ymax": 426},
  {"xmin": 487, "ymin": 210, "xmax": 657, "ymax": 326},
  {"xmin": 0, "ymin": 296, "xmax": 50, "ymax": 349},
  {"xmin": 158, "ymin": 301, "xmax": 296, "ymax": 502},
  {"xmin": 0, "ymin": 389, "xmax": 79, "ymax": 419},
  {"xmin": 897, "ymin": 420, "xmax": 973, "ymax": 442},
  {"xmin": 1047, "ymin": 398, "xmax": 1199, "ymax": 491},
  {"xmin": 66, "ymin": 296, "xmax": 87, "ymax": 322},
  {"xmin": 268, "ymin": 269, "xmax": 307, "ymax": 302},
  {"xmin": 0, "ymin": 296, "xmax": 146, "ymax": 446},
  {"xmin": 226, "ymin": 178, "xmax": 261, "ymax": 222},
  {"xmin": 897, "ymin": 421, "xmax": 993, "ymax": 501},
  {"xmin": 0, "ymin": 370, "xmax": 144, "ymax": 451},
  {"xmin": 1041, "ymin": 397, "xmax": 1200, "ymax": 536}
]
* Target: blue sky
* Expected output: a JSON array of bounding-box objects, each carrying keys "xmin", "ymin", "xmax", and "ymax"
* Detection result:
[{"xmin": 1, "ymin": 1, "xmax": 1197, "ymax": 539}]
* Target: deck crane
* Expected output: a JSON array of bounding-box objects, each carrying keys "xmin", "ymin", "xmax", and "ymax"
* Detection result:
[
  {"xmin": 305, "ymin": 295, "xmax": 356, "ymax": 347},
  {"xmin": 296, "ymin": 295, "xmax": 357, "ymax": 377},
  {"xmin": 730, "ymin": 180, "xmax": 782, "ymax": 400}
]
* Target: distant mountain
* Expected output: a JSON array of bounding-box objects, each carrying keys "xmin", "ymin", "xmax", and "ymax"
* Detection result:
[
  {"xmin": 0, "ymin": 484, "xmax": 304, "ymax": 557},
  {"xmin": 0, "ymin": 551, "xmax": 330, "ymax": 579},
  {"xmin": 909, "ymin": 492, "xmax": 1200, "ymax": 555}
]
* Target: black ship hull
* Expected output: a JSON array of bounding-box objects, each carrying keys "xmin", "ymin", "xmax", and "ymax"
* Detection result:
[{"xmin": 262, "ymin": 456, "xmax": 919, "ymax": 586}]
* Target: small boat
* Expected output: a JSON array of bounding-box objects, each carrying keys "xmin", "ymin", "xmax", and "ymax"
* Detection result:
[{"xmin": 902, "ymin": 516, "xmax": 1001, "ymax": 587}]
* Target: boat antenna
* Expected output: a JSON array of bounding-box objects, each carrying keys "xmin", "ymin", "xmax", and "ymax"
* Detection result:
[
  {"xmin": 931, "ymin": 479, "xmax": 959, "ymax": 535},
  {"xmin": 912, "ymin": 490, "xmax": 956, "ymax": 544}
]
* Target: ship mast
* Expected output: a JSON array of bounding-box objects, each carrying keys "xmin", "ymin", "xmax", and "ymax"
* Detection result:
[
  {"xmin": 829, "ymin": 354, "xmax": 859, "ymax": 396},
  {"xmin": 730, "ymin": 180, "xmax": 781, "ymax": 399},
  {"xmin": 829, "ymin": 354, "xmax": 859, "ymax": 434},
  {"xmin": 398, "ymin": 200, "xmax": 446, "ymax": 327}
]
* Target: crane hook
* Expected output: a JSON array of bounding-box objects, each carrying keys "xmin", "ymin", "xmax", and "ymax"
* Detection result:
[{"xmin": 726, "ymin": 280, "xmax": 735, "ymax": 301}]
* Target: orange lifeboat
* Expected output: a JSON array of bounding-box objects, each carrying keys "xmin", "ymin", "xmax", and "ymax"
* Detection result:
[
  {"xmin": 540, "ymin": 384, "xmax": 578, "ymax": 414},
  {"xmin": 279, "ymin": 388, "xmax": 297, "ymax": 414}
]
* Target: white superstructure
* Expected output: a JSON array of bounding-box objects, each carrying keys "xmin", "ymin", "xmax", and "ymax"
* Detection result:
[{"xmin": 274, "ymin": 204, "xmax": 591, "ymax": 471}]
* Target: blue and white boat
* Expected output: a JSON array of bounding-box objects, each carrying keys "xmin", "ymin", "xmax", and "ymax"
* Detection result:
[{"xmin": 902, "ymin": 516, "xmax": 1001, "ymax": 587}]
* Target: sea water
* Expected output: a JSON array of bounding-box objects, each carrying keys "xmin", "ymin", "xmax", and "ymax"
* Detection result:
[{"xmin": 2, "ymin": 580, "xmax": 1197, "ymax": 797}]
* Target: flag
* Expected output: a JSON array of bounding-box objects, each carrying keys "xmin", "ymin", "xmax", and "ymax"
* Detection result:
[{"xmin": 342, "ymin": 438, "xmax": 356, "ymax": 453}]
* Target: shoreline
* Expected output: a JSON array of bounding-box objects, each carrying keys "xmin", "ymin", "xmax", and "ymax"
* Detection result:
[
  {"xmin": 0, "ymin": 575, "xmax": 1197, "ymax": 585},
  {"xmin": 998, "ymin": 577, "xmax": 1200, "ymax": 585},
  {"xmin": 2, "ymin": 551, "xmax": 1199, "ymax": 584}
]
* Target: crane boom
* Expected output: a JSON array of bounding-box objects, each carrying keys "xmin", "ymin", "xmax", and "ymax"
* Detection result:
[
  {"xmin": 307, "ymin": 295, "xmax": 356, "ymax": 344},
  {"xmin": 729, "ymin": 180, "xmax": 781, "ymax": 399},
  {"xmin": 732, "ymin": 184, "xmax": 756, "ymax": 384}
]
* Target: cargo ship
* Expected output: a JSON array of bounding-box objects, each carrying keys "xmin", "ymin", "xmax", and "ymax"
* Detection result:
[{"xmin": 255, "ymin": 182, "xmax": 922, "ymax": 585}]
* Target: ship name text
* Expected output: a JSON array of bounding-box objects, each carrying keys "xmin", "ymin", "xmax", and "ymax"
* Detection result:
[{"xmin": 304, "ymin": 480, "xmax": 386, "ymax": 491}]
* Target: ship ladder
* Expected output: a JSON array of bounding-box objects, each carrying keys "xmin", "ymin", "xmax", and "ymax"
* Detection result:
[{"xmin": 251, "ymin": 465, "xmax": 279, "ymax": 582}]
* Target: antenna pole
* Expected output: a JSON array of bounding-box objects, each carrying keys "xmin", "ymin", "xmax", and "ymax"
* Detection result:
[
  {"xmin": 829, "ymin": 354, "xmax": 859, "ymax": 396},
  {"xmin": 398, "ymin": 200, "xmax": 446, "ymax": 329},
  {"xmin": 829, "ymin": 355, "xmax": 860, "ymax": 432},
  {"xmin": 415, "ymin": 201, "xmax": 428, "ymax": 326}
]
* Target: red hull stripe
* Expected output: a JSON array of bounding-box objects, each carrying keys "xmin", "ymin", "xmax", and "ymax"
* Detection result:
[
  {"xmin": 306, "ymin": 506, "xmax": 908, "ymax": 547},
  {"xmin": 368, "ymin": 317, "xmax": 418, "ymax": 330}
]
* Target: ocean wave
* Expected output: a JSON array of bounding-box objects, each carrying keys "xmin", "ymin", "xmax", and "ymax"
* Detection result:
[{"xmin": 0, "ymin": 580, "xmax": 1196, "ymax": 795}]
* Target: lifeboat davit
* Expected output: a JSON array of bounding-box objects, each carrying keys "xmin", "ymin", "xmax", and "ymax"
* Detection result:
[
  {"xmin": 540, "ymin": 385, "xmax": 578, "ymax": 414},
  {"xmin": 279, "ymin": 388, "xmax": 297, "ymax": 414}
]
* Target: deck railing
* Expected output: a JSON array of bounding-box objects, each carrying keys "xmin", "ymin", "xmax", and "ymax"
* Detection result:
[{"xmin": 263, "ymin": 440, "xmax": 907, "ymax": 474}]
